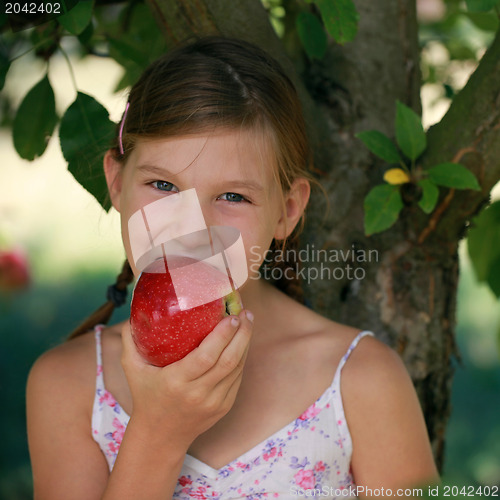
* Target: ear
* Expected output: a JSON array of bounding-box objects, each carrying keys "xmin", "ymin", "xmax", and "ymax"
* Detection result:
[
  {"xmin": 103, "ymin": 150, "xmax": 123, "ymax": 212},
  {"xmin": 274, "ymin": 178, "xmax": 311, "ymax": 240}
]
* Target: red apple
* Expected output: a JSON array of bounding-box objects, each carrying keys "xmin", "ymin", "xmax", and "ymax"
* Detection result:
[{"xmin": 130, "ymin": 256, "xmax": 242, "ymax": 367}]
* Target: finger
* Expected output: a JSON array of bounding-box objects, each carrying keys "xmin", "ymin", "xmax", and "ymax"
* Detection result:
[
  {"xmin": 206, "ymin": 310, "xmax": 253, "ymax": 381},
  {"xmin": 121, "ymin": 321, "xmax": 150, "ymax": 370},
  {"xmin": 222, "ymin": 365, "xmax": 245, "ymax": 408},
  {"xmin": 178, "ymin": 314, "xmax": 241, "ymax": 380},
  {"xmin": 211, "ymin": 325, "xmax": 250, "ymax": 398},
  {"xmin": 210, "ymin": 353, "xmax": 247, "ymax": 415},
  {"xmin": 212, "ymin": 311, "xmax": 253, "ymax": 377}
]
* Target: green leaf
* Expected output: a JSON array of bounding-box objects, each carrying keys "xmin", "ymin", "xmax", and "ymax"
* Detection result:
[
  {"xmin": 12, "ymin": 75, "xmax": 58, "ymax": 161},
  {"xmin": 108, "ymin": 37, "xmax": 150, "ymax": 70},
  {"xmin": 59, "ymin": 93, "xmax": 115, "ymax": 210},
  {"xmin": 78, "ymin": 20, "xmax": 94, "ymax": 45},
  {"xmin": 465, "ymin": 0, "xmax": 500, "ymax": 12},
  {"xmin": 463, "ymin": 11, "xmax": 499, "ymax": 31},
  {"xmin": 29, "ymin": 20, "xmax": 60, "ymax": 60},
  {"xmin": 427, "ymin": 162, "xmax": 481, "ymax": 190},
  {"xmin": 296, "ymin": 11, "xmax": 328, "ymax": 60},
  {"xmin": 57, "ymin": 0, "xmax": 94, "ymax": 35},
  {"xmin": 356, "ymin": 130, "xmax": 402, "ymax": 164},
  {"xmin": 417, "ymin": 179, "xmax": 439, "ymax": 214},
  {"xmin": 395, "ymin": 101, "xmax": 427, "ymax": 161},
  {"xmin": 364, "ymin": 184, "xmax": 403, "ymax": 236},
  {"xmin": 0, "ymin": 51, "xmax": 9, "ymax": 90},
  {"xmin": 315, "ymin": 0, "xmax": 359, "ymax": 45},
  {"xmin": 467, "ymin": 200, "xmax": 500, "ymax": 283},
  {"xmin": 486, "ymin": 257, "xmax": 500, "ymax": 298},
  {"xmin": 108, "ymin": 3, "xmax": 168, "ymax": 91},
  {"xmin": 108, "ymin": 38, "xmax": 147, "ymax": 91}
]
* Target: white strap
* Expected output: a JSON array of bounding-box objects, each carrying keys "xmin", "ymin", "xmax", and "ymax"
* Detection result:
[{"xmin": 331, "ymin": 330, "xmax": 374, "ymax": 455}]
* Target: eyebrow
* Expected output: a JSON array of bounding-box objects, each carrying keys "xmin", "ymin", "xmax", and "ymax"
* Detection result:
[
  {"xmin": 136, "ymin": 164, "xmax": 264, "ymax": 192},
  {"xmin": 219, "ymin": 180, "xmax": 264, "ymax": 192},
  {"xmin": 136, "ymin": 164, "xmax": 176, "ymax": 178}
]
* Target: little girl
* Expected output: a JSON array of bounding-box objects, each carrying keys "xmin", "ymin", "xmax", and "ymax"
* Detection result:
[{"xmin": 27, "ymin": 36, "xmax": 438, "ymax": 499}]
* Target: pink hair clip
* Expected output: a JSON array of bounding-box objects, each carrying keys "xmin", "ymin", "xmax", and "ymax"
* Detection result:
[{"xmin": 118, "ymin": 102, "xmax": 130, "ymax": 155}]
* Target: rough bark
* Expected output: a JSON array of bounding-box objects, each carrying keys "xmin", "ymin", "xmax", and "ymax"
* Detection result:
[{"xmin": 144, "ymin": 0, "xmax": 500, "ymax": 471}]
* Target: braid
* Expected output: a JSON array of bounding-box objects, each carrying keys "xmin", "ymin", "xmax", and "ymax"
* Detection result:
[
  {"xmin": 267, "ymin": 236, "xmax": 306, "ymax": 305},
  {"xmin": 67, "ymin": 259, "xmax": 135, "ymax": 340}
]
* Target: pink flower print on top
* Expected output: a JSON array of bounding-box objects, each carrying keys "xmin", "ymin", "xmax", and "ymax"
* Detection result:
[
  {"xmin": 294, "ymin": 468, "xmax": 316, "ymax": 489},
  {"xmin": 315, "ymin": 461, "xmax": 326, "ymax": 472},
  {"xmin": 188, "ymin": 485, "xmax": 221, "ymax": 499},
  {"xmin": 108, "ymin": 441, "xmax": 118, "ymax": 454},
  {"xmin": 111, "ymin": 418, "xmax": 125, "ymax": 445},
  {"xmin": 91, "ymin": 327, "xmax": 374, "ymax": 496},
  {"xmin": 299, "ymin": 403, "xmax": 321, "ymax": 421},
  {"xmin": 263, "ymin": 446, "xmax": 277, "ymax": 461},
  {"xmin": 99, "ymin": 390, "xmax": 116, "ymax": 408}
]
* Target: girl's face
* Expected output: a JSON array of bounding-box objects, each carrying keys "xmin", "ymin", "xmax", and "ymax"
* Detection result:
[{"xmin": 104, "ymin": 128, "xmax": 310, "ymax": 286}]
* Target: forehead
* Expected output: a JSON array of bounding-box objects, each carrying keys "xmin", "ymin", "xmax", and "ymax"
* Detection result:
[{"xmin": 128, "ymin": 128, "xmax": 277, "ymax": 184}]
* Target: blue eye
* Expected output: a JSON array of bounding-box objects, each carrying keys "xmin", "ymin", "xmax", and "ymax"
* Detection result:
[
  {"xmin": 152, "ymin": 181, "xmax": 179, "ymax": 192},
  {"xmin": 219, "ymin": 192, "xmax": 246, "ymax": 203}
]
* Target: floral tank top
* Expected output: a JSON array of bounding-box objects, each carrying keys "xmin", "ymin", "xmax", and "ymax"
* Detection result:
[{"xmin": 91, "ymin": 325, "xmax": 373, "ymax": 499}]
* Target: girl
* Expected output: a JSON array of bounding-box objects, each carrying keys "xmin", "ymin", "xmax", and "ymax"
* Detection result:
[{"xmin": 27, "ymin": 37, "xmax": 438, "ymax": 499}]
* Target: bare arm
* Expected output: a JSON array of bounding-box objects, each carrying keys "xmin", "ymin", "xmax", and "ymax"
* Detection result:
[
  {"xmin": 27, "ymin": 336, "xmax": 110, "ymax": 499},
  {"xmin": 343, "ymin": 337, "xmax": 439, "ymax": 496},
  {"xmin": 27, "ymin": 311, "xmax": 253, "ymax": 499}
]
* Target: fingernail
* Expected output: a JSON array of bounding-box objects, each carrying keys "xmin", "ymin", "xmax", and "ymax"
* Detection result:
[
  {"xmin": 231, "ymin": 316, "xmax": 240, "ymax": 327},
  {"xmin": 245, "ymin": 310, "xmax": 254, "ymax": 323}
]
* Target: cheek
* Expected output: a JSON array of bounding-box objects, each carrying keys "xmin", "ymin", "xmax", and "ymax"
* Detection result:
[
  {"xmin": 242, "ymin": 236, "xmax": 274, "ymax": 281},
  {"xmin": 121, "ymin": 217, "xmax": 141, "ymax": 277},
  {"xmin": 241, "ymin": 203, "xmax": 282, "ymax": 272},
  {"xmin": 118, "ymin": 183, "xmax": 153, "ymax": 278}
]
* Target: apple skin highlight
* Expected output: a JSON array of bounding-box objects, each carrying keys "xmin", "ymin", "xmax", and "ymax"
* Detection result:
[{"xmin": 130, "ymin": 257, "xmax": 242, "ymax": 367}]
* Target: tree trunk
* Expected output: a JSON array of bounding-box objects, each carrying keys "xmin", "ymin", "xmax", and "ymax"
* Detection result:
[{"xmin": 144, "ymin": 0, "xmax": 500, "ymax": 471}]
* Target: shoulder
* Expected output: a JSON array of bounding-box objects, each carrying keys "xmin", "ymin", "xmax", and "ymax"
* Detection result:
[
  {"xmin": 26, "ymin": 324, "xmax": 125, "ymax": 448},
  {"xmin": 337, "ymin": 333, "xmax": 439, "ymax": 488},
  {"xmin": 26, "ymin": 330, "xmax": 98, "ymax": 421},
  {"xmin": 28, "ymin": 324, "xmax": 122, "ymax": 380},
  {"xmin": 27, "ymin": 325, "xmax": 122, "ymax": 411},
  {"xmin": 341, "ymin": 332, "xmax": 409, "ymax": 386},
  {"xmin": 26, "ymin": 327, "xmax": 120, "ymax": 496},
  {"xmin": 28, "ymin": 330, "xmax": 97, "ymax": 389},
  {"xmin": 338, "ymin": 332, "xmax": 417, "ymax": 421}
]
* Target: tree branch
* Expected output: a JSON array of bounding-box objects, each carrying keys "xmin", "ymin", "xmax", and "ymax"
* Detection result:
[{"xmin": 421, "ymin": 28, "xmax": 500, "ymax": 240}]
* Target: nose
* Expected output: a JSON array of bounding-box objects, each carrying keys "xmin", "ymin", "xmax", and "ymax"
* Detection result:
[
  {"xmin": 128, "ymin": 188, "xmax": 207, "ymax": 272},
  {"xmin": 162, "ymin": 228, "xmax": 213, "ymax": 263}
]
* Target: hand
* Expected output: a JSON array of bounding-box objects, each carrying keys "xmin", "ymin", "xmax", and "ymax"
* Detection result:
[{"xmin": 120, "ymin": 310, "xmax": 253, "ymax": 449}]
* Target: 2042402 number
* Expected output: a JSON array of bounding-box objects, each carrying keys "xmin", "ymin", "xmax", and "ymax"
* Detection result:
[
  {"xmin": 442, "ymin": 485, "xmax": 499, "ymax": 497},
  {"xmin": 4, "ymin": 2, "xmax": 61, "ymax": 14}
]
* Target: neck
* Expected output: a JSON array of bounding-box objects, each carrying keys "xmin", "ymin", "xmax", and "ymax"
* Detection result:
[
  {"xmin": 239, "ymin": 278, "xmax": 269, "ymax": 312},
  {"xmin": 238, "ymin": 278, "xmax": 288, "ymax": 341}
]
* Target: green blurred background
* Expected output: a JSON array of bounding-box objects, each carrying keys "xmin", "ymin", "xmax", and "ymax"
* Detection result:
[{"xmin": 1, "ymin": 1, "xmax": 500, "ymax": 496}]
